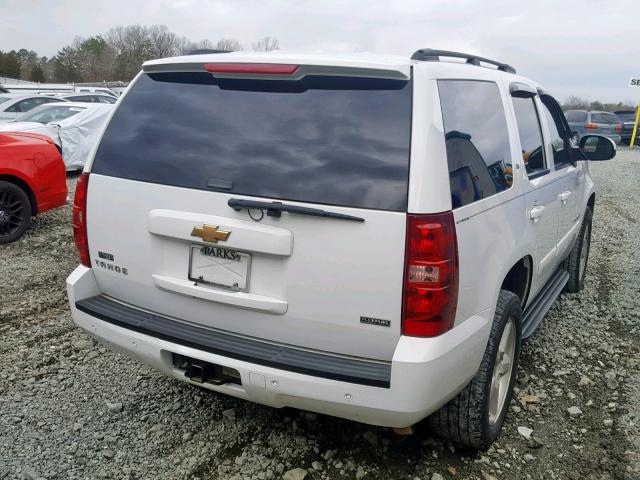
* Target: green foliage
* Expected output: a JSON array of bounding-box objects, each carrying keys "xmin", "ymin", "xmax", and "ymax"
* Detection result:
[
  {"xmin": 6, "ymin": 25, "xmax": 275, "ymax": 82},
  {"xmin": 0, "ymin": 50, "xmax": 21, "ymax": 78},
  {"xmin": 54, "ymin": 46, "xmax": 80, "ymax": 82},
  {"xmin": 29, "ymin": 65, "xmax": 45, "ymax": 82}
]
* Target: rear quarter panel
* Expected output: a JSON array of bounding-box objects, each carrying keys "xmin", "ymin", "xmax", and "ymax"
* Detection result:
[
  {"xmin": 0, "ymin": 135, "xmax": 67, "ymax": 214},
  {"xmin": 451, "ymin": 77, "xmax": 531, "ymax": 323},
  {"xmin": 413, "ymin": 65, "xmax": 535, "ymax": 325}
]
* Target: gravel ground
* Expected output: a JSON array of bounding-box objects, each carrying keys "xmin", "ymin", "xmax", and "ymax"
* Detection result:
[{"xmin": 0, "ymin": 153, "xmax": 639, "ymax": 480}]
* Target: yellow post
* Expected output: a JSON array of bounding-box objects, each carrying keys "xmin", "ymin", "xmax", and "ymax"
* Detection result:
[{"xmin": 631, "ymin": 103, "xmax": 640, "ymax": 148}]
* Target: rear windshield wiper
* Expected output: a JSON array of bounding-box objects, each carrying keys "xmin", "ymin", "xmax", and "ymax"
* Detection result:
[{"xmin": 228, "ymin": 198, "xmax": 365, "ymax": 222}]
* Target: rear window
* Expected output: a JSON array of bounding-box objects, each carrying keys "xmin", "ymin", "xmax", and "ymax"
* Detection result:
[
  {"xmin": 590, "ymin": 113, "xmax": 618, "ymax": 124},
  {"xmin": 0, "ymin": 96, "xmax": 10, "ymax": 104},
  {"xmin": 565, "ymin": 110, "xmax": 587, "ymax": 123},
  {"xmin": 615, "ymin": 112, "xmax": 636, "ymax": 122},
  {"xmin": 92, "ymin": 71, "xmax": 412, "ymax": 211}
]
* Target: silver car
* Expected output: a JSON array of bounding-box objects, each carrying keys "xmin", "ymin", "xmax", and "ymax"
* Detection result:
[
  {"xmin": 59, "ymin": 93, "xmax": 117, "ymax": 104},
  {"xmin": 565, "ymin": 110, "xmax": 622, "ymax": 144},
  {"xmin": 0, "ymin": 94, "xmax": 65, "ymax": 123}
]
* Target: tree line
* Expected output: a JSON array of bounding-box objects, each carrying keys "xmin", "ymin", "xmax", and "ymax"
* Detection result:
[
  {"xmin": 0, "ymin": 24, "xmax": 279, "ymax": 83},
  {"xmin": 561, "ymin": 96, "xmax": 635, "ymax": 112}
]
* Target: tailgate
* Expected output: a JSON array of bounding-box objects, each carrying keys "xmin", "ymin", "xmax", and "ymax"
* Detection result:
[{"xmin": 85, "ymin": 64, "xmax": 413, "ymax": 361}]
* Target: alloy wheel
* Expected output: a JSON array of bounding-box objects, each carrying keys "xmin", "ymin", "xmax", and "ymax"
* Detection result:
[
  {"xmin": 488, "ymin": 317, "xmax": 516, "ymax": 425},
  {"xmin": 0, "ymin": 189, "xmax": 25, "ymax": 239}
]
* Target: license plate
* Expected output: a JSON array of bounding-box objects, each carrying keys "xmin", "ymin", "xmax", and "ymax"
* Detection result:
[{"xmin": 189, "ymin": 245, "xmax": 251, "ymax": 292}]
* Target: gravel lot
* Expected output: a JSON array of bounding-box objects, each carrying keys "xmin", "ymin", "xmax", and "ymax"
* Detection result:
[{"xmin": 1, "ymin": 152, "xmax": 639, "ymax": 480}]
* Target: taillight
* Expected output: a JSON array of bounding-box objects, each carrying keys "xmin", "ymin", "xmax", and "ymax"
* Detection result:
[
  {"xmin": 73, "ymin": 173, "xmax": 91, "ymax": 267},
  {"xmin": 584, "ymin": 123, "xmax": 598, "ymax": 129},
  {"xmin": 204, "ymin": 63, "xmax": 300, "ymax": 75},
  {"xmin": 402, "ymin": 212, "xmax": 458, "ymax": 337},
  {"xmin": 615, "ymin": 124, "xmax": 622, "ymax": 132}
]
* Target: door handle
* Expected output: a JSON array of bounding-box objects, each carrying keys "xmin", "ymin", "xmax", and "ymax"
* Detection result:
[
  {"xmin": 528, "ymin": 205, "xmax": 545, "ymax": 223},
  {"xmin": 559, "ymin": 190, "xmax": 572, "ymax": 204}
]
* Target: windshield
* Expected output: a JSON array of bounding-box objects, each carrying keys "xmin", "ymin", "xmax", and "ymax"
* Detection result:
[
  {"xmin": 15, "ymin": 105, "xmax": 85, "ymax": 124},
  {"xmin": 92, "ymin": 71, "xmax": 413, "ymax": 211}
]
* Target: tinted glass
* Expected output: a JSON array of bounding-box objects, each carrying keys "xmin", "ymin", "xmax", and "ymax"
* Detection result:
[
  {"xmin": 541, "ymin": 101, "xmax": 570, "ymax": 167},
  {"xmin": 590, "ymin": 113, "xmax": 618, "ymax": 124},
  {"xmin": 15, "ymin": 98, "xmax": 46, "ymax": 112},
  {"xmin": 615, "ymin": 112, "xmax": 636, "ymax": 122},
  {"xmin": 92, "ymin": 72, "xmax": 412, "ymax": 211},
  {"xmin": 512, "ymin": 97, "xmax": 546, "ymax": 177},
  {"xmin": 98, "ymin": 96, "xmax": 116, "ymax": 104},
  {"xmin": 565, "ymin": 110, "xmax": 588, "ymax": 122},
  {"xmin": 67, "ymin": 95, "xmax": 94, "ymax": 102},
  {"xmin": 438, "ymin": 80, "xmax": 512, "ymax": 209}
]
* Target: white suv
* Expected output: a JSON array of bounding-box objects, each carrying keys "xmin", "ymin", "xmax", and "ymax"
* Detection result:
[{"xmin": 66, "ymin": 49, "xmax": 615, "ymax": 448}]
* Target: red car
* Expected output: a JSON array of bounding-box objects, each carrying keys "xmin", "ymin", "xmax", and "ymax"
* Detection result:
[{"xmin": 0, "ymin": 132, "xmax": 67, "ymax": 244}]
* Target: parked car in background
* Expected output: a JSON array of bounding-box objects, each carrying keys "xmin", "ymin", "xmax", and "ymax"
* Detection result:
[
  {"xmin": 0, "ymin": 132, "xmax": 67, "ymax": 244},
  {"xmin": 2, "ymin": 84, "xmax": 118, "ymax": 97},
  {"xmin": 73, "ymin": 87, "xmax": 118, "ymax": 97},
  {"xmin": 60, "ymin": 93, "xmax": 117, "ymax": 104},
  {"xmin": 613, "ymin": 110, "xmax": 639, "ymax": 144},
  {"xmin": 565, "ymin": 110, "xmax": 622, "ymax": 144},
  {"xmin": 0, "ymin": 102, "xmax": 114, "ymax": 171},
  {"xmin": 0, "ymin": 94, "xmax": 66, "ymax": 123}
]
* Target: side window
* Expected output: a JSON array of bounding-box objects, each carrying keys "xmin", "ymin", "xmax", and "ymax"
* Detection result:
[
  {"xmin": 541, "ymin": 98, "xmax": 570, "ymax": 167},
  {"xmin": 438, "ymin": 80, "xmax": 513, "ymax": 209},
  {"xmin": 512, "ymin": 97, "xmax": 547, "ymax": 178}
]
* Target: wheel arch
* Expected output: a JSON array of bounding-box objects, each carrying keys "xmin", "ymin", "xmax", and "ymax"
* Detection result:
[
  {"xmin": 0, "ymin": 174, "xmax": 37, "ymax": 216},
  {"xmin": 500, "ymin": 256, "xmax": 533, "ymax": 309},
  {"xmin": 587, "ymin": 192, "xmax": 595, "ymax": 213}
]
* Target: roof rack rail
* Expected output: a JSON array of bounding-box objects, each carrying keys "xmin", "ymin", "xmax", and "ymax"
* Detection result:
[{"xmin": 411, "ymin": 49, "xmax": 516, "ymax": 74}]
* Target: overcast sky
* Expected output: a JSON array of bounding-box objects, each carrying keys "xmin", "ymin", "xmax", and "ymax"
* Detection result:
[{"xmin": 1, "ymin": 0, "xmax": 638, "ymax": 102}]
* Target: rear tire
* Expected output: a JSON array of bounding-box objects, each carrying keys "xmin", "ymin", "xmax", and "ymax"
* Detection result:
[
  {"xmin": 0, "ymin": 181, "xmax": 32, "ymax": 245},
  {"xmin": 428, "ymin": 290, "xmax": 522, "ymax": 449},
  {"xmin": 565, "ymin": 207, "xmax": 592, "ymax": 293}
]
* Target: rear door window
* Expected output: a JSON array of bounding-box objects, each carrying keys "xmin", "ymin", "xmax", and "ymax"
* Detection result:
[
  {"xmin": 512, "ymin": 97, "xmax": 547, "ymax": 178},
  {"xmin": 92, "ymin": 72, "xmax": 412, "ymax": 211},
  {"xmin": 438, "ymin": 80, "xmax": 512, "ymax": 209}
]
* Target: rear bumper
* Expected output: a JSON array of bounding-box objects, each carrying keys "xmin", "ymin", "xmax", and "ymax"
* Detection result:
[{"xmin": 66, "ymin": 266, "xmax": 493, "ymax": 428}]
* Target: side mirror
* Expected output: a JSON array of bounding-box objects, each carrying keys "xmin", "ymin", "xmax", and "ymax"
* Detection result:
[{"xmin": 579, "ymin": 134, "xmax": 616, "ymax": 161}]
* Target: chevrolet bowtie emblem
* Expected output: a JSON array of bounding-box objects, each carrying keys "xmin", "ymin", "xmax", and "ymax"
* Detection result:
[{"xmin": 190, "ymin": 224, "xmax": 231, "ymax": 243}]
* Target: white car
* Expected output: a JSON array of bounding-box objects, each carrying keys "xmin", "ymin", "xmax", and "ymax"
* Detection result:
[
  {"xmin": 0, "ymin": 94, "xmax": 64, "ymax": 123},
  {"xmin": 0, "ymin": 102, "xmax": 114, "ymax": 170},
  {"xmin": 59, "ymin": 93, "xmax": 117, "ymax": 104},
  {"xmin": 66, "ymin": 49, "xmax": 615, "ymax": 448}
]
